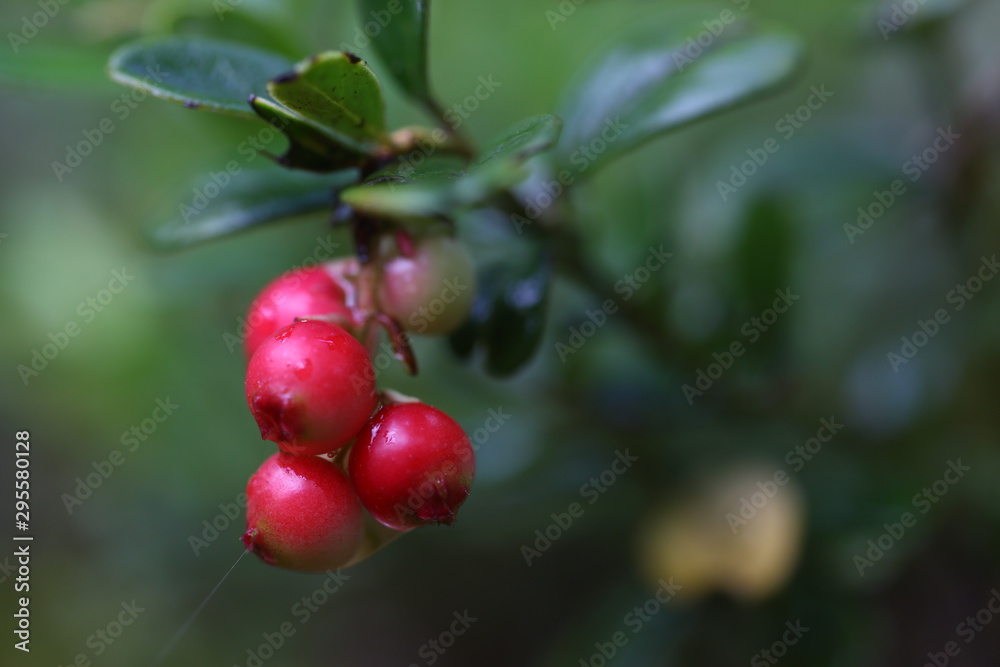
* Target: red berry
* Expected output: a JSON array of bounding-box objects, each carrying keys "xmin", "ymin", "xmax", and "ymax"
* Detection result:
[
  {"xmin": 243, "ymin": 452, "xmax": 364, "ymax": 572},
  {"xmin": 246, "ymin": 320, "xmax": 377, "ymax": 455},
  {"xmin": 376, "ymin": 235, "xmax": 475, "ymax": 335},
  {"xmin": 349, "ymin": 402, "xmax": 475, "ymax": 531},
  {"xmin": 243, "ymin": 261, "xmax": 357, "ymax": 360}
]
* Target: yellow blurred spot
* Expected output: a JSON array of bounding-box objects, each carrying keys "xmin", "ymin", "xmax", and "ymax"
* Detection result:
[{"xmin": 637, "ymin": 465, "xmax": 805, "ymax": 602}]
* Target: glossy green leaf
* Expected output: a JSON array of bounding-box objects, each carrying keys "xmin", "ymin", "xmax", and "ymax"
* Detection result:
[
  {"xmin": 250, "ymin": 95, "xmax": 370, "ymax": 172},
  {"xmin": 108, "ymin": 36, "xmax": 293, "ymax": 118},
  {"xmin": 448, "ymin": 243, "xmax": 552, "ymax": 377},
  {"xmin": 340, "ymin": 116, "xmax": 562, "ymax": 219},
  {"xmin": 555, "ymin": 12, "xmax": 802, "ymax": 173},
  {"xmin": 471, "ymin": 115, "xmax": 563, "ymax": 171},
  {"xmin": 447, "ymin": 315, "xmax": 480, "ymax": 361},
  {"xmin": 267, "ymin": 51, "xmax": 389, "ymax": 155},
  {"xmin": 465, "ymin": 114, "xmax": 563, "ymax": 188},
  {"xmin": 151, "ymin": 168, "xmax": 357, "ymax": 250},
  {"xmin": 357, "ymin": 0, "xmax": 432, "ymax": 104},
  {"xmin": 483, "ymin": 254, "xmax": 552, "ymax": 377},
  {"xmin": 373, "ymin": 153, "xmax": 467, "ymax": 183},
  {"xmin": 338, "ymin": 155, "xmax": 461, "ymax": 218},
  {"xmin": 340, "ymin": 182, "xmax": 449, "ymax": 218}
]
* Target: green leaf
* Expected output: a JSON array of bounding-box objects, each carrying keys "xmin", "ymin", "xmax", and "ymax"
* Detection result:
[
  {"xmin": 555, "ymin": 11, "xmax": 802, "ymax": 173},
  {"xmin": 339, "ymin": 116, "xmax": 562, "ymax": 219},
  {"xmin": 143, "ymin": 0, "xmax": 303, "ymax": 57},
  {"xmin": 466, "ymin": 114, "xmax": 563, "ymax": 186},
  {"xmin": 733, "ymin": 196, "xmax": 794, "ymax": 357},
  {"xmin": 108, "ymin": 36, "xmax": 294, "ymax": 118},
  {"xmin": 448, "ymin": 316, "xmax": 479, "ymax": 361},
  {"xmin": 250, "ymin": 95, "xmax": 370, "ymax": 172},
  {"xmin": 472, "ymin": 115, "xmax": 564, "ymax": 170},
  {"xmin": 872, "ymin": 0, "xmax": 971, "ymax": 39},
  {"xmin": 151, "ymin": 168, "xmax": 357, "ymax": 250},
  {"xmin": 338, "ymin": 155, "xmax": 462, "ymax": 219},
  {"xmin": 483, "ymin": 254, "xmax": 552, "ymax": 377},
  {"xmin": 449, "ymin": 115, "xmax": 563, "ymax": 210},
  {"xmin": 357, "ymin": 0, "xmax": 432, "ymax": 104},
  {"xmin": 267, "ymin": 51, "xmax": 389, "ymax": 155},
  {"xmin": 449, "ymin": 243, "xmax": 552, "ymax": 377},
  {"xmin": 735, "ymin": 195, "xmax": 794, "ymax": 312}
]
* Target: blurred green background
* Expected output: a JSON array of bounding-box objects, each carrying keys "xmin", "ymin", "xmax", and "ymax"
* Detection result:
[{"xmin": 3, "ymin": 0, "xmax": 1000, "ymax": 665}]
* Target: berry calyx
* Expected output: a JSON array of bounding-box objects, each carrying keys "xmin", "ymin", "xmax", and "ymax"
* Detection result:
[
  {"xmin": 246, "ymin": 319, "xmax": 378, "ymax": 455},
  {"xmin": 243, "ymin": 261, "xmax": 358, "ymax": 360},
  {"xmin": 348, "ymin": 402, "xmax": 475, "ymax": 531},
  {"xmin": 376, "ymin": 235, "xmax": 476, "ymax": 335},
  {"xmin": 243, "ymin": 452, "xmax": 364, "ymax": 572}
]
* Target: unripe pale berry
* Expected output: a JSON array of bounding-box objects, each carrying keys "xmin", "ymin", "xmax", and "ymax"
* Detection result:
[
  {"xmin": 243, "ymin": 452, "xmax": 364, "ymax": 572},
  {"xmin": 243, "ymin": 261, "xmax": 357, "ymax": 360},
  {"xmin": 246, "ymin": 320, "xmax": 377, "ymax": 455},
  {"xmin": 376, "ymin": 235, "xmax": 476, "ymax": 335},
  {"xmin": 349, "ymin": 402, "xmax": 475, "ymax": 531}
]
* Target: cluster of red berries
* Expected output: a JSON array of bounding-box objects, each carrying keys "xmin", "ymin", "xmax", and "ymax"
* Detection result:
[{"xmin": 240, "ymin": 234, "xmax": 478, "ymax": 573}]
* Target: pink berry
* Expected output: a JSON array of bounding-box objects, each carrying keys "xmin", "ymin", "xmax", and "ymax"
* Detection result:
[
  {"xmin": 246, "ymin": 320, "xmax": 377, "ymax": 455},
  {"xmin": 243, "ymin": 261, "xmax": 357, "ymax": 360},
  {"xmin": 348, "ymin": 402, "xmax": 475, "ymax": 531},
  {"xmin": 243, "ymin": 452, "xmax": 364, "ymax": 572},
  {"xmin": 376, "ymin": 235, "xmax": 475, "ymax": 335}
]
